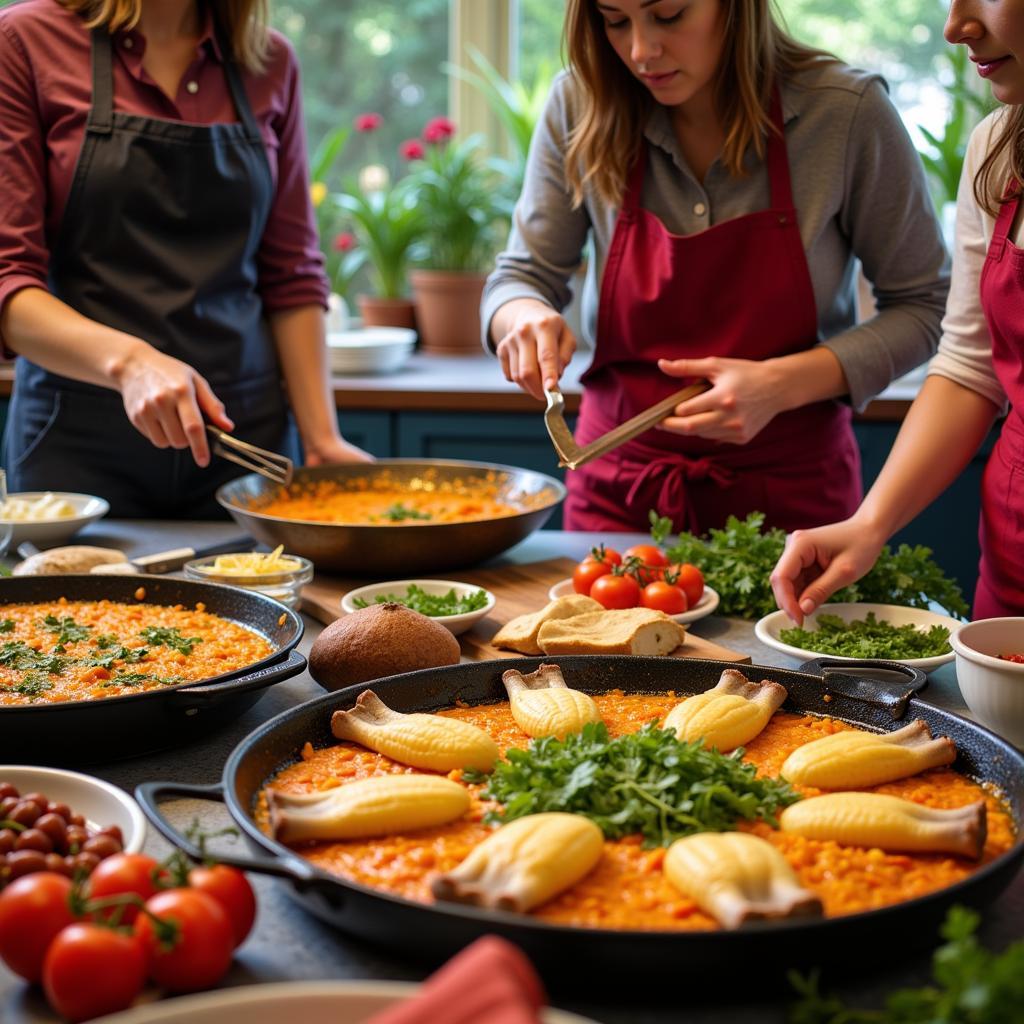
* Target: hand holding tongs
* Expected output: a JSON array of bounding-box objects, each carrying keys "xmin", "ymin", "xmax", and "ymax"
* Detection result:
[
  {"xmin": 206, "ymin": 425, "xmax": 294, "ymax": 486},
  {"xmin": 543, "ymin": 381, "xmax": 712, "ymax": 470}
]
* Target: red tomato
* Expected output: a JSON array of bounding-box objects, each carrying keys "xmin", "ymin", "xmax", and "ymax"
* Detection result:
[
  {"xmin": 188, "ymin": 865, "xmax": 256, "ymax": 948},
  {"xmin": 667, "ymin": 563, "xmax": 705, "ymax": 608},
  {"xmin": 583, "ymin": 545, "xmax": 622, "ymax": 567},
  {"xmin": 43, "ymin": 923, "xmax": 147, "ymax": 1022},
  {"xmin": 87, "ymin": 853, "xmax": 162, "ymax": 924},
  {"xmin": 641, "ymin": 581, "xmax": 688, "ymax": 615},
  {"xmin": 590, "ymin": 573, "xmax": 641, "ymax": 610},
  {"xmin": 623, "ymin": 545, "xmax": 668, "ymax": 568},
  {"xmin": 0, "ymin": 872, "xmax": 76, "ymax": 982},
  {"xmin": 135, "ymin": 888, "xmax": 234, "ymax": 992},
  {"xmin": 572, "ymin": 558, "xmax": 612, "ymax": 596}
]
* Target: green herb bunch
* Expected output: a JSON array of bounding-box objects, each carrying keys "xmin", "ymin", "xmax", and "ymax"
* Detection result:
[
  {"xmin": 464, "ymin": 721, "xmax": 801, "ymax": 848},
  {"xmin": 650, "ymin": 512, "xmax": 968, "ymax": 620},
  {"xmin": 779, "ymin": 612, "xmax": 951, "ymax": 660},
  {"xmin": 353, "ymin": 584, "xmax": 488, "ymax": 618}
]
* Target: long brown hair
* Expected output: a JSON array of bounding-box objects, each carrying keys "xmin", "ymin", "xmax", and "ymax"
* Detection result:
[
  {"xmin": 57, "ymin": 0, "xmax": 270, "ymax": 72},
  {"xmin": 563, "ymin": 0, "xmax": 833, "ymax": 207},
  {"xmin": 974, "ymin": 106, "xmax": 1024, "ymax": 214}
]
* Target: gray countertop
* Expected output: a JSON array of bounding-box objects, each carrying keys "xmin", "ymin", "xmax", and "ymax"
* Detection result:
[{"xmin": 1, "ymin": 521, "xmax": 1020, "ymax": 1024}]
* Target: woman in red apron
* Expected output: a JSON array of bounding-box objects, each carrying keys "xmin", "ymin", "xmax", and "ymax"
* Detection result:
[
  {"xmin": 485, "ymin": 0, "xmax": 947, "ymax": 536},
  {"xmin": 772, "ymin": 0, "xmax": 1024, "ymax": 620}
]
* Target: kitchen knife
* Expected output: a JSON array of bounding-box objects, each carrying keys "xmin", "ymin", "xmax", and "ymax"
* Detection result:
[{"xmin": 16, "ymin": 535, "xmax": 257, "ymax": 574}]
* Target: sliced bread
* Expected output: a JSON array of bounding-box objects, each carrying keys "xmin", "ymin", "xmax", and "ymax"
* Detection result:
[
  {"xmin": 491, "ymin": 594, "xmax": 603, "ymax": 655},
  {"xmin": 537, "ymin": 607, "xmax": 687, "ymax": 656}
]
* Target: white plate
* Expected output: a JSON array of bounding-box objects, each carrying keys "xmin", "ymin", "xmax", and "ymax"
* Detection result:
[
  {"xmin": 754, "ymin": 602, "xmax": 961, "ymax": 671},
  {"xmin": 0, "ymin": 765, "xmax": 146, "ymax": 851},
  {"xmin": 327, "ymin": 327, "xmax": 416, "ymax": 375},
  {"xmin": 0, "ymin": 491, "xmax": 109, "ymax": 548},
  {"xmin": 341, "ymin": 579, "xmax": 496, "ymax": 637},
  {"xmin": 547, "ymin": 578, "xmax": 720, "ymax": 625},
  {"xmin": 93, "ymin": 980, "xmax": 599, "ymax": 1024}
]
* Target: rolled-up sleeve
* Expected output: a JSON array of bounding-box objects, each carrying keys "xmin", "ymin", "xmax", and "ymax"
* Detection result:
[
  {"xmin": 822, "ymin": 80, "xmax": 950, "ymax": 409},
  {"xmin": 256, "ymin": 32, "xmax": 328, "ymax": 312},
  {"xmin": 481, "ymin": 74, "xmax": 592, "ymax": 350},
  {"xmin": 0, "ymin": 18, "xmax": 50, "ymax": 336}
]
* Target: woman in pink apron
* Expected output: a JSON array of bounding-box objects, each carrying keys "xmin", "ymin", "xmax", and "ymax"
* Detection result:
[
  {"xmin": 772, "ymin": 2, "xmax": 1024, "ymax": 620},
  {"xmin": 484, "ymin": 0, "xmax": 948, "ymax": 536}
]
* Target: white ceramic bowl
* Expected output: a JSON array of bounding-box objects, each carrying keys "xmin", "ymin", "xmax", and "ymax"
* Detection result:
[
  {"xmin": 0, "ymin": 765, "xmax": 146, "ymax": 851},
  {"xmin": 0, "ymin": 491, "xmax": 109, "ymax": 548},
  {"xmin": 754, "ymin": 602, "xmax": 960, "ymax": 672},
  {"xmin": 341, "ymin": 578, "xmax": 496, "ymax": 636},
  {"xmin": 949, "ymin": 617, "xmax": 1024, "ymax": 747},
  {"xmin": 547, "ymin": 578, "xmax": 720, "ymax": 625},
  {"xmin": 327, "ymin": 327, "xmax": 416, "ymax": 374},
  {"xmin": 93, "ymin": 980, "xmax": 598, "ymax": 1024}
]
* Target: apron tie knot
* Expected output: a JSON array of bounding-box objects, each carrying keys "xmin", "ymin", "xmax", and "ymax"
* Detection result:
[{"xmin": 624, "ymin": 455, "xmax": 736, "ymax": 534}]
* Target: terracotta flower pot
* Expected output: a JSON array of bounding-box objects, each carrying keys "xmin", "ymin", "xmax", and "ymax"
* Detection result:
[
  {"xmin": 409, "ymin": 270, "xmax": 487, "ymax": 355},
  {"xmin": 358, "ymin": 295, "xmax": 418, "ymax": 331}
]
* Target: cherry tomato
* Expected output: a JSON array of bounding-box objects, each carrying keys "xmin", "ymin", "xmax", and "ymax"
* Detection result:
[
  {"xmin": 669, "ymin": 563, "xmax": 705, "ymax": 608},
  {"xmin": 0, "ymin": 872, "xmax": 76, "ymax": 982},
  {"xmin": 572, "ymin": 558, "xmax": 612, "ymax": 596},
  {"xmin": 135, "ymin": 888, "xmax": 234, "ymax": 992},
  {"xmin": 641, "ymin": 581, "xmax": 688, "ymax": 615},
  {"xmin": 589, "ymin": 572, "xmax": 641, "ymax": 610},
  {"xmin": 87, "ymin": 853, "xmax": 162, "ymax": 925},
  {"xmin": 623, "ymin": 545, "xmax": 668, "ymax": 568},
  {"xmin": 43, "ymin": 923, "xmax": 147, "ymax": 1022},
  {"xmin": 188, "ymin": 865, "xmax": 256, "ymax": 948},
  {"xmin": 583, "ymin": 544, "xmax": 622, "ymax": 567}
]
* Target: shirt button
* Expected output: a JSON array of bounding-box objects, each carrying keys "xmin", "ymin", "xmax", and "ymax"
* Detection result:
[
  {"xmin": 123, "ymin": 37, "xmax": 133, "ymax": 48},
  {"xmin": 186, "ymin": 81, "xmax": 199, "ymax": 94},
  {"xmin": 694, "ymin": 202, "xmax": 707, "ymax": 216}
]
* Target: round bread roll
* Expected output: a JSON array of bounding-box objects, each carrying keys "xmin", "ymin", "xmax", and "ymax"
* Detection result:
[
  {"xmin": 13, "ymin": 546, "xmax": 128, "ymax": 576},
  {"xmin": 309, "ymin": 602, "xmax": 460, "ymax": 691}
]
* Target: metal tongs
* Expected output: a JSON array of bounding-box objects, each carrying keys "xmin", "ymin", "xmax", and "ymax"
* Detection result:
[
  {"xmin": 206, "ymin": 425, "xmax": 294, "ymax": 486},
  {"xmin": 543, "ymin": 381, "xmax": 711, "ymax": 470}
]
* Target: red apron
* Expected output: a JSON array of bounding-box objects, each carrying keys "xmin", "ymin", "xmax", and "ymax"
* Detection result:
[
  {"xmin": 975, "ymin": 190, "xmax": 1024, "ymax": 617},
  {"xmin": 564, "ymin": 91, "xmax": 861, "ymax": 535}
]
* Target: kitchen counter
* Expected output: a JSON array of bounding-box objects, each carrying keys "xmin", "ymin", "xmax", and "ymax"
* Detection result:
[{"xmin": 1, "ymin": 520, "xmax": 1019, "ymax": 1024}]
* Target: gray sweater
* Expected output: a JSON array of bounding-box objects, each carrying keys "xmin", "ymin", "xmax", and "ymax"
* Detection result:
[{"xmin": 482, "ymin": 63, "xmax": 950, "ymax": 410}]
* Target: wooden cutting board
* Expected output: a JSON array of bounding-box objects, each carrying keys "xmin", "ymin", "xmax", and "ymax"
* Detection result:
[{"xmin": 301, "ymin": 557, "xmax": 750, "ymax": 664}]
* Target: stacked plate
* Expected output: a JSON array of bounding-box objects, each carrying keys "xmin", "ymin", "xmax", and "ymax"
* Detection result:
[{"xmin": 326, "ymin": 327, "xmax": 416, "ymax": 374}]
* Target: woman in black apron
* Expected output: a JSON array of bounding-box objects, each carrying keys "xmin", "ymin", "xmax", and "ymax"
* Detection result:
[{"xmin": 0, "ymin": 0, "xmax": 370, "ymax": 517}]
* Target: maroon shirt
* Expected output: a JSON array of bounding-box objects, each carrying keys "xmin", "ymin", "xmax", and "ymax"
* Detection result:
[{"xmin": 0, "ymin": 0, "xmax": 328, "ymax": 338}]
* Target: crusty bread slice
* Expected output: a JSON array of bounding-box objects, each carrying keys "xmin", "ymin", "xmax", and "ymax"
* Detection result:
[
  {"xmin": 491, "ymin": 594, "xmax": 603, "ymax": 655},
  {"xmin": 537, "ymin": 607, "xmax": 687, "ymax": 656}
]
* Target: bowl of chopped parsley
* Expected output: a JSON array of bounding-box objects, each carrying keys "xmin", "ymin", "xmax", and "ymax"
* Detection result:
[
  {"xmin": 341, "ymin": 579, "xmax": 495, "ymax": 636},
  {"xmin": 754, "ymin": 603, "xmax": 960, "ymax": 671}
]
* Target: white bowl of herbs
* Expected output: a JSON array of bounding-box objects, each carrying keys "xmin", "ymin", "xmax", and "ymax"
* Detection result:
[
  {"xmin": 754, "ymin": 603, "xmax": 961, "ymax": 672},
  {"xmin": 340, "ymin": 579, "xmax": 496, "ymax": 636}
]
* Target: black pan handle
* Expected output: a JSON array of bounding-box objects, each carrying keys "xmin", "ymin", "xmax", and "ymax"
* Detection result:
[
  {"xmin": 798, "ymin": 657, "xmax": 929, "ymax": 719},
  {"xmin": 134, "ymin": 780, "xmax": 323, "ymax": 890},
  {"xmin": 168, "ymin": 649, "xmax": 307, "ymax": 708}
]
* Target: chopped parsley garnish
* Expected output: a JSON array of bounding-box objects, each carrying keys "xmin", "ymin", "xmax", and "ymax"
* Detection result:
[
  {"xmin": 464, "ymin": 721, "xmax": 801, "ymax": 848},
  {"xmin": 101, "ymin": 671, "xmax": 184, "ymax": 688},
  {"xmin": 374, "ymin": 503, "xmax": 433, "ymax": 522},
  {"xmin": 779, "ymin": 612, "xmax": 951, "ymax": 660},
  {"xmin": 0, "ymin": 620, "xmax": 14, "ymax": 633},
  {"xmin": 81, "ymin": 645, "xmax": 149, "ymax": 669},
  {"xmin": 1, "ymin": 672, "xmax": 55, "ymax": 697},
  {"xmin": 95, "ymin": 634, "xmax": 119, "ymax": 649},
  {"xmin": 0, "ymin": 641, "xmax": 68, "ymax": 675},
  {"xmin": 43, "ymin": 614, "xmax": 92, "ymax": 652},
  {"xmin": 352, "ymin": 584, "xmax": 488, "ymax": 617},
  {"xmin": 139, "ymin": 626, "xmax": 203, "ymax": 656}
]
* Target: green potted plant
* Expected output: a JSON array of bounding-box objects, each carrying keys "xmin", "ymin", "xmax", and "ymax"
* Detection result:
[{"xmin": 405, "ymin": 117, "xmax": 513, "ymax": 353}]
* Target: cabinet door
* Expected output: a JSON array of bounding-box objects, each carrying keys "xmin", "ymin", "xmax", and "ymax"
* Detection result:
[
  {"xmin": 337, "ymin": 411, "xmax": 393, "ymax": 458},
  {"xmin": 397, "ymin": 412, "xmax": 569, "ymax": 528}
]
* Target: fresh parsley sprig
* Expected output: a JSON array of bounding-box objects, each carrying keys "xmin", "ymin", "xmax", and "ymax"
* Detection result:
[
  {"xmin": 464, "ymin": 721, "xmax": 800, "ymax": 848},
  {"xmin": 139, "ymin": 626, "xmax": 202, "ymax": 656},
  {"xmin": 352, "ymin": 584, "xmax": 488, "ymax": 617},
  {"xmin": 779, "ymin": 612, "xmax": 951, "ymax": 660}
]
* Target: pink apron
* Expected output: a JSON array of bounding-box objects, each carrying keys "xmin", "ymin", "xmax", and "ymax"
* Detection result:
[
  {"xmin": 563, "ymin": 90, "xmax": 861, "ymax": 535},
  {"xmin": 975, "ymin": 189, "xmax": 1024, "ymax": 617}
]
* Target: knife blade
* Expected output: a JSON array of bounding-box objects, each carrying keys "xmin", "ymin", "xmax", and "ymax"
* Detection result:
[{"xmin": 16, "ymin": 535, "xmax": 257, "ymax": 574}]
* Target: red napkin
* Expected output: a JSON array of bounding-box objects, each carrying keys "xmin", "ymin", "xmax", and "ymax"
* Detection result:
[{"xmin": 365, "ymin": 936, "xmax": 547, "ymax": 1024}]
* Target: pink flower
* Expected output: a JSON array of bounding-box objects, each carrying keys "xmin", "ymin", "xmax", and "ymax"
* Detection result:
[
  {"xmin": 399, "ymin": 138, "xmax": 426, "ymax": 161},
  {"xmin": 332, "ymin": 232, "xmax": 356, "ymax": 253},
  {"xmin": 354, "ymin": 112, "xmax": 383, "ymax": 133},
  {"xmin": 422, "ymin": 116, "xmax": 456, "ymax": 145}
]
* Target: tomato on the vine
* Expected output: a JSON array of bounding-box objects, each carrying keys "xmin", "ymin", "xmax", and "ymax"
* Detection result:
[
  {"xmin": 572, "ymin": 558, "xmax": 612, "ymax": 596},
  {"xmin": 0, "ymin": 872, "xmax": 77, "ymax": 982},
  {"xmin": 583, "ymin": 544, "xmax": 622, "ymax": 567},
  {"xmin": 590, "ymin": 572, "xmax": 641, "ymax": 610},
  {"xmin": 667, "ymin": 563, "xmax": 705, "ymax": 608},
  {"xmin": 43, "ymin": 923, "xmax": 147, "ymax": 1023},
  {"xmin": 87, "ymin": 853, "xmax": 162, "ymax": 925},
  {"xmin": 641, "ymin": 581, "xmax": 688, "ymax": 615},
  {"xmin": 188, "ymin": 865, "xmax": 256, "ymax": 948},
  {"xmin": 623, "ymin": 545, "xmax": 668, "ymax": 568}
]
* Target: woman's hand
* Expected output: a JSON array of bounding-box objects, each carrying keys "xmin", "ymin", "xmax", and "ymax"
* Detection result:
[
  {"xmin": 303, "ymin": 436, "xmax": 375, "ymax": 466},
  {"xmin": 494, "ymin": 299, "xmax": 577, "ymax": 401},
  {"xmin": 770, "ymin": 520, "xmax": 885, "ymax": 624},
  {"xmin": 115, "ymin": 345, "xmax": 233, "ymax": 467},
  {"xmin": 656, "ymin": 356, "xmax": 790, "ymax": 444}
]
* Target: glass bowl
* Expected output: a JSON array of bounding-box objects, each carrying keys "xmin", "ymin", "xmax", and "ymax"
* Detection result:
[{"xmin": 184, "ymin": 554, "xmax": 314, "ymax": 609}]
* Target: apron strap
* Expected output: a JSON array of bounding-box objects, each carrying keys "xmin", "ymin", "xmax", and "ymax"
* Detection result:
[
  {"xmin": 217, "ymin": 28, "xmax": 263, "ymax": 141},
  {"xmin": 88, "ymin": 28, "xmax": 114, "ymax": 134},
  {"xmin": 765, "ymin": 85, "xmax": 794, "ymax": 211},
  {"xmin": 987, "ymin": 184, "xmax": 1019, "ymax": 263},
  {"xmin": 622, "ymin": 144, "xmax": 646, "ymax": 217}
]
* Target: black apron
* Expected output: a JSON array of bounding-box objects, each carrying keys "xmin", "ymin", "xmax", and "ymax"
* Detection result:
[{"xmin": 4, "ymin": 25, "xmax": 300, "ymax": 518}]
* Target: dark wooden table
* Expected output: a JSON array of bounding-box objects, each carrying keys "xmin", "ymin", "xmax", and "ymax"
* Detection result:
[{"xmin": 1, "ymin": 521, "xmax": 1019, "ymax": 1024}]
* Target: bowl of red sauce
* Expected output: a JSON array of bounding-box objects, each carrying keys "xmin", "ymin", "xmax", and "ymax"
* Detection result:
[{"xmin": 949, "ymin": 617, "xmax": 1024, "ymax": 747}]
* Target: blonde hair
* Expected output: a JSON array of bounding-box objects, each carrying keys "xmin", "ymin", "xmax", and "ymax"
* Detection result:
[
  {"xmin": 58, "ymin": 0, "xmax": 270, "ymax": 72},
  {"xmin": 974, "ymin": 106, "xmax": 1024, "ymax": 214},
  {"xmin": 563, "ymin": 0, "xmax": 834, "ymax": 207}
]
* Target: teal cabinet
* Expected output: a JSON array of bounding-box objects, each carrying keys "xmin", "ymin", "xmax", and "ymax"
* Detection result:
[{"xmin": 336, "ymin": 410, "xmax": 393, "ymax": 458}]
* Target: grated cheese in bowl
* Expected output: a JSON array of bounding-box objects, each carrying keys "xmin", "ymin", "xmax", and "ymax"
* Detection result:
[
  {"xmin": 0, "ymin": 493, "xmax": 77, "ymax": 521},
  {"xmin": 203, "ymin": 546, "xmax": 303, "ymax": 577}
]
